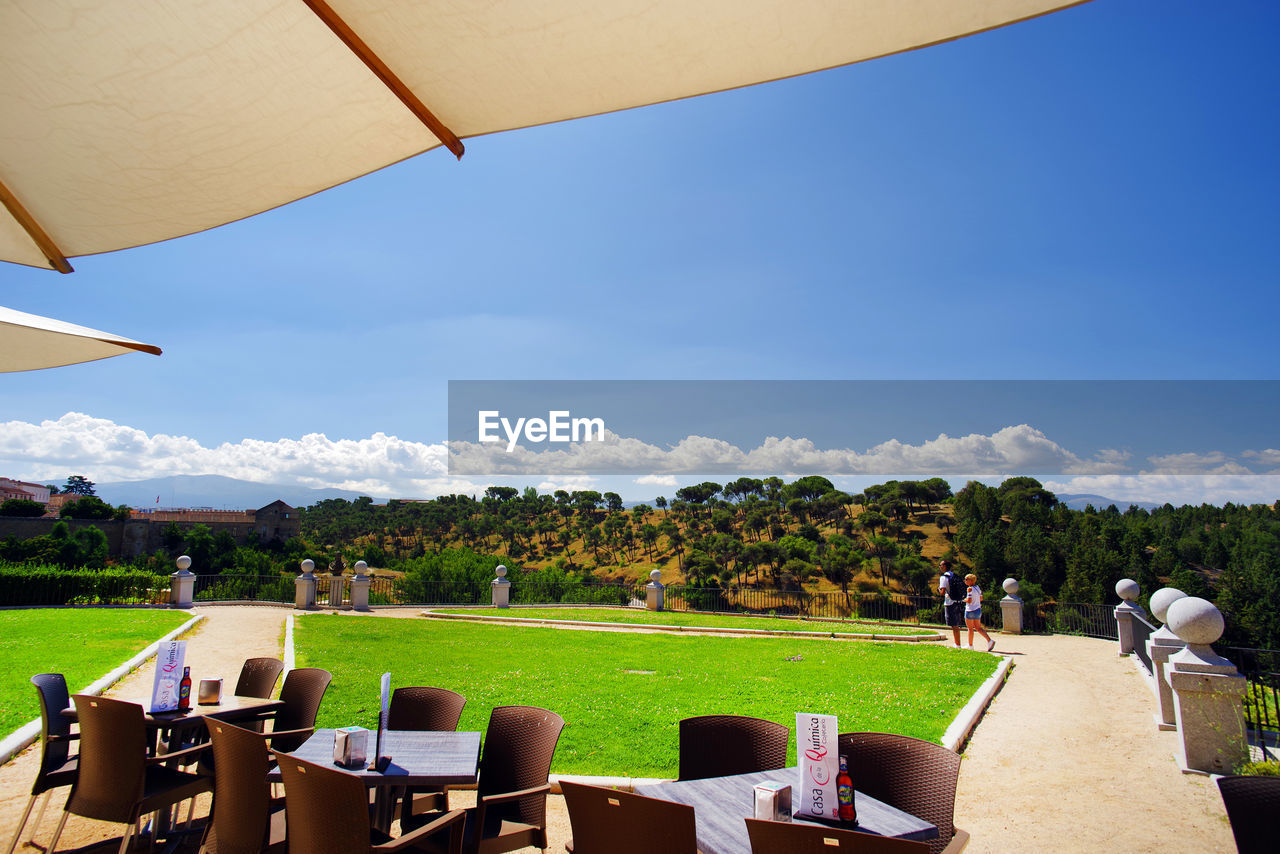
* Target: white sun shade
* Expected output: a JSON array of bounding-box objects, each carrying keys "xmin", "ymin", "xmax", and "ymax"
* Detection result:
[
  {"xmin": 0, "ymin": 305, "xmax": 161, "ymax": 372},
  {"xmin": 0, "ymin": 0, "xmax": 1086, "ymax": 272}
]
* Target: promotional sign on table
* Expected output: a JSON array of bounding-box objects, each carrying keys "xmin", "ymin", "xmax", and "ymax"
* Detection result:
[
  {"xmin": 796, "ymin": 712, "xmax": 839, "ymax": 820},
  {"xmin": 150, "ymin": 640, "xmax": 187, "ymax": 712}
]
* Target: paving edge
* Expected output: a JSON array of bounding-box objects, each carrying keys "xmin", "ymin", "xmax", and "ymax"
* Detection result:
[
  {"xmin": 418, "ymin": 611, "xmax": 942, "ymax": 643},
  {"xmin": 0, "ymin": 613, "xmax": 205, "ymax": 766},
  {"xmin": 941, "ymin": 654, "xmax": 1015, "ymax": 752}
]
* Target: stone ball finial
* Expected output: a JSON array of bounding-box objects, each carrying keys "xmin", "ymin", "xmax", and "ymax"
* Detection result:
[
  {"xmin": 300, "ymin": 558, "xmax": 315, "ymax": 574},
  {"xmin": 650, "ymin": 569, "xmax": 663, "ymax": 583},
  {"xmin": 495, "ymin": 565, "xmax": 508, "ymax": 578},
  {"xmin": 1115, "ymin": 578, "xmax": 1140, "ymax": 602},
  {"xmin": 175, "ymin": 555, "xmax": 192, "ymax": 572},
  {"xmin": 1165, "ymin": 597, "xmax": 1225, "ymax": 646},
  {"xmin": 1149, "ymin": 587, "xmax": 1187, "ymax": 624},
  {"xmin": 354, "ymin": 560, "xmax": 368, "ymax": 576},
  {"xmin": 1002, "ymin": 578, "xmax": 1019, "ymax": 596}
]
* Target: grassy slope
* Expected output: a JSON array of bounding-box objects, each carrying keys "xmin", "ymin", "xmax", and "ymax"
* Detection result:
[
  {"xmin": 296, "ymin": 615, "xmax": 995, "ymax": 777},
  {"xmin": 0, "ymin": 609, "xmax": 191, "ymax": 734}
]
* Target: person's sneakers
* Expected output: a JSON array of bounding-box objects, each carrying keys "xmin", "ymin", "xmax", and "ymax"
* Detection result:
[{"xmin": 987, "ymin": 639, "xmax": 996, "ymax": 652}]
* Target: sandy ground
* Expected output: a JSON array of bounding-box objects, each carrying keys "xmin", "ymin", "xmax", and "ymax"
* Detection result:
[{"xmin": 1, "ymin": 606, "xmax": 1235, "ymax": 853}]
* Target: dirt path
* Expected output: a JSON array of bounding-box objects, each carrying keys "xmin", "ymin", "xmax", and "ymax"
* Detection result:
[
  {"xmin": 1, "ymin": 608, "xmax": 1235, "ymax": 853},
  {"xmin": 956, "ymin": 633, "xmax": 1233, "ymax": 853}
]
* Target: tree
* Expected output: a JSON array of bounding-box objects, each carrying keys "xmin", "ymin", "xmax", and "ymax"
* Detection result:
[
  {"xmin": 62, "ymin": 475, "xmax": 96, "ymax": 496},
  {"xmin": 59, "ymin": 495, "xmax": 115, "ymax": 519},
  {"xmin": 0, "ymin": 498, "xmax": 45, "ymax": 517}
]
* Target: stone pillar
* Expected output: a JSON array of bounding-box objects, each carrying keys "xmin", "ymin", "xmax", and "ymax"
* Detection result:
[
  {"xmin": 646, "ymin": 569, "xmax": 665, "ymax": 611},
  {"xmin": 294, "ymin": 559, "xmax": 317, "ymax": 610},
  {"xmin": 1146, "ymin": 587, "xmax": 1188, "ymax": 730},
  {"xmin": 350, "ymin": 560, "xmax": 372, "ymax": 612},
  {"xmin": 1113, "ymin": 578, "xmax": 1146, "ymax": 656},
  {"xmin": 169, "ymin": 555, "xmax": 195, "ymax": 608},
  {"xmin": 491, "ymin": 564, "xmax": 510, "ymax": 608},
  {"xmin": 1166, "ymin": 597, "xmax": 1248, "ymax": 774},
  {"xmin": 327, "ymin": 573, "xmax": 347, "ymax": 610},
  {"xmin": 999, "ymin": 578, "xmax": 1023, "ymax": 634}
]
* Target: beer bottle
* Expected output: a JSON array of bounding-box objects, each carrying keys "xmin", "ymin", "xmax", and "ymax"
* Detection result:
[
  {"xmin": 837, "ymin": 754, "xmax": 856, "ymax": 823},
  {"xmin": 178, "ymin": 666, "xmax": 192, "ymax": 710}
]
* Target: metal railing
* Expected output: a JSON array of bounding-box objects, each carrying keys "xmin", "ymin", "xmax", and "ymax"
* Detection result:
[
  {"xmin": 660, "ymin": 587, "xmax": 940, "ymax": 624},
  {"xmin": 1220, "ymin": 646, "xmax": 1280, "ymax": 761},
  {"xmin": 193, "ymin": 574, "xmax": 293, "ymax": 604},
  {"xmin": 1021, "ymin": 601, "xmax": 1119, "ymax": 640},
  {"xmin": 0, "ymin": 571, "xmax": 170, "ymax": 606},
  {"xmin": 1130, "ymin": 612, "xmax": 1156, "ymax": 675}
]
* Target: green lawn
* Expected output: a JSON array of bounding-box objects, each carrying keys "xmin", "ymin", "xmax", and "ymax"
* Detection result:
[
  {"xmin": 429, "ymin": 607, "xmax": 935, "ymax": 636},
  {"xmin": 296, "ymin": 615, "xmax": 996, "ymax": 777},
  {"xmin": 0, "ymin": 609, "xmax": 192, "ymax": 735}
]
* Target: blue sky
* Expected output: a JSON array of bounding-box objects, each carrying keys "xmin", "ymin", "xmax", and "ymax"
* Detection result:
[{"xmin": 2, "ymin": 0, "xmax": 1278, "ymax": 504}]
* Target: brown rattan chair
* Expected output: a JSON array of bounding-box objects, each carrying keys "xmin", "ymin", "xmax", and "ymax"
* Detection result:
[
  {"xmin": 677, "ymin": 714, "xmax": 789, "ymax": 781},
  {"xmin": 202, "ymin": 720, "xmax": 288, "ymax": 854},
  {"xmin": 745, "ymin": 818, "xmax": 929, "ymax": 853},
  {"xmin": 403, "ymin": 705, "xmax": 565, "ymax": 854},
  {"xmin": 560, "ymin": 781, "xmax": 697, "ymax": 854},
  {"xmin": 44, "ymin": 695, "xmax": 211, "ymax": 854},
  {"xmin": 1217, "ymin": 774, "xmax": 1280, "ymax": 854},
  {"xmin": 235, "ymin": 658, "xmax": 285, "ymax": 699},
  {"xmin": 836, "ymin": 733, "xmax": 968, "ymax": 854},
  {"xmin": 273, "ymin": 750, "xmax": 465, "ymax": 854},
  {"xmin": 5, "ymin": 675, "xmax": 79, "ymax": 854},
  {"xmin": 387, "ymin": 686, "xmax": 467, "ymax": 821},
  {"xmin": 268, "ymin": 667, "xmax": 332, "ymax": 752}
]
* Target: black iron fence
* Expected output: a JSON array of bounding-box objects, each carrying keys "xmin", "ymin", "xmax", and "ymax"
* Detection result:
[
  {"xmin": 1220, "ymin": 646, "xmax": 1280, "ymax": 761},
  {"xmin": 1130, "ymin": 612, "xmax": 1156, "ymax": 675},
  {"xmin": 1021, "ymin": 601, "xmax": 1119, "ymax": 641},
  {"xmin": 193, "ymin": 574, "xmax": 293, "ymax": 604},
  {"xmin": 0, "ymin": 569, "xmax": 170, "ymax": 606}
]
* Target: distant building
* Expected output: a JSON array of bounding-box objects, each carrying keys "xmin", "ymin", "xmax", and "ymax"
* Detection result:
[
  {"xmin": 0, "ymin": 478, "xmax": 52, "ymax": 506},
  {"xmin": 129, "ymin": 500, "xmax": 300, "ymax": 544}
]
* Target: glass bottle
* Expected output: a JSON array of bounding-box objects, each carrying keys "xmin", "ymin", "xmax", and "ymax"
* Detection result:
[
  {"xmin": 178, "ymin": 666, "xmax": 192, "ymax": 710},
  {"xmin": 837, "ymin": 754, "xmax": 856, "ymax": 823}
]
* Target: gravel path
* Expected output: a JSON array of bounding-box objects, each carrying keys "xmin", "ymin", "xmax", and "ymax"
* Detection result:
[{"xmin": 1, "ymin": 607, "xmax": 1235, "ymax": 853}]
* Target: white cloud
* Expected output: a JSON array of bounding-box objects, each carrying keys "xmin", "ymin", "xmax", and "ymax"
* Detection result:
[
  {"xmin": 635, "ymin": 474, "xmax": 678, "ymax": 487},
  {"xmin": 0, "ymin": 412, "xmax": 456, "ymax": 497},
  {"xmin": 448, "ymin": 424, "xmax": 1131, "ymax": 476}
]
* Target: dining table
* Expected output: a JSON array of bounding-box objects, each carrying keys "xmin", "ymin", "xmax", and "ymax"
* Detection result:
[
  {"xmin": 268, "ymin": 728, "xmax": 482, "ymax": 832},
  {"xmin": 636, "ymin": 767, "xmax": 938, "ymax": 854}
]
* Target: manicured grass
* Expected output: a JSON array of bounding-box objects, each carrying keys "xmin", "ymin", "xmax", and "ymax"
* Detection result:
[
  {"xmin": 296, "ymin": 615, "xmax": 997, "ymax": 777},
  {"xmin": 0, "ymin": 609, "xmax": 192, "ymax": 734},
  {"xmin": 429, "ymin": 607, "xmax": 935, "ymax": 636}
]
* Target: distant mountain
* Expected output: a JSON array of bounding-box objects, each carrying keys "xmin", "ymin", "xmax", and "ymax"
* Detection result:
[
  {"xmin": 1056, "ymin": 493, "xmax": 1161, "ymax": 512},
  {"xmin": 96, "ymin": 475, "xmax": 389, "ymax": 510}
]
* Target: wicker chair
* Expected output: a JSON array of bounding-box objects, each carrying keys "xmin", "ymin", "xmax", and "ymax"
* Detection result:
[
  {"xmin": 268, "ymin": 667, "xmax": 331, "ymax": 752},
  {"xmin": 1217, "ymin": 774, "xmax": 1280, "ymax": 854},
  {"xmin": 387, "ymin": 686, "xmax": 467, "ymax": 821},
  {"xmin": 202, "ymin": 720, "xmax": 288, "ymax": 854},
  {"xmin": 273, "ymin": 750, "xmax": 465, "ymax": 854},
  {"xmin": 561, "ymin": 781, "xmax": 697, "ymax": 854},
  {"xmin": 44, "ymin": 695, "xmax": 211, "ymax": 854},
  {"xmin": 745, "ymin": 819, "xmax": 929, "ymax": 853},
  {"xmin": 235, "ymin": 658, "xmax": 285, "ymax": 699},
  {"xmin": 403, "ymin": 705, "xmax": 565, "ymax": 854},
  {"xmin": 5, "ymin": 675, "xmax": 79, "ymax": 854},
  {"xmin": 836, "ymin": 733, "xmax": 968, "ymax": 854},
  {"xmin": 678, "ymin": 715, "xmax": 789, "ymax": 781}
]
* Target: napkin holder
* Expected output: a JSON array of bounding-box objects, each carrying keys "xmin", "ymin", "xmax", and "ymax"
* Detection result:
[
  {"xmin": 197, "ymin": 678, "xmax": 223, "ymax": 705},
  {"xmin": 333, "ymin": 726, "xmax": 369, "ymax": 769},
  {"xmin": 754, "ymin": 781, "xmax": 792, "ymax": 822}
]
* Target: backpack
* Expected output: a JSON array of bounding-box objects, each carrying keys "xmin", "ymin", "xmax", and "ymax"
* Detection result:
[{"xmin": 939, "ymin": 570, "xmax": 958, "ymax": 602}]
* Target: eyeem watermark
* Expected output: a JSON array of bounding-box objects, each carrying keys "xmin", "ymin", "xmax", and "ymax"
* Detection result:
[{"xmin": 478, "ymin": 410, "xmax": 606, "ymax": 453}]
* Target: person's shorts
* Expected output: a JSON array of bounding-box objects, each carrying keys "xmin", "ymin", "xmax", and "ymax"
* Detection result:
[
  {"xmin": 965, "ymin": 609, "xmax": 982, "ymax": 622},
  {"xmin": 944, "ymin": 601, "xmax": 965, "ymax": 627}
]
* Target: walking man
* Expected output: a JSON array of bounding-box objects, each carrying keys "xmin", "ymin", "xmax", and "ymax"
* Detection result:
[{"xmin": 938, "ymin": 559, "xmax": 963, "ymax": 648}]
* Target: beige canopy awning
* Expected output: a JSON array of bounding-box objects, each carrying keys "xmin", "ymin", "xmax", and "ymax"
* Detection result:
[
  {"xmin": 0, "ymin": 0, "xmax": 1086, "ymax": 273},
  {"xmin": 0, "ymin": 305, "xmax": 161, "ymax": 372}
]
